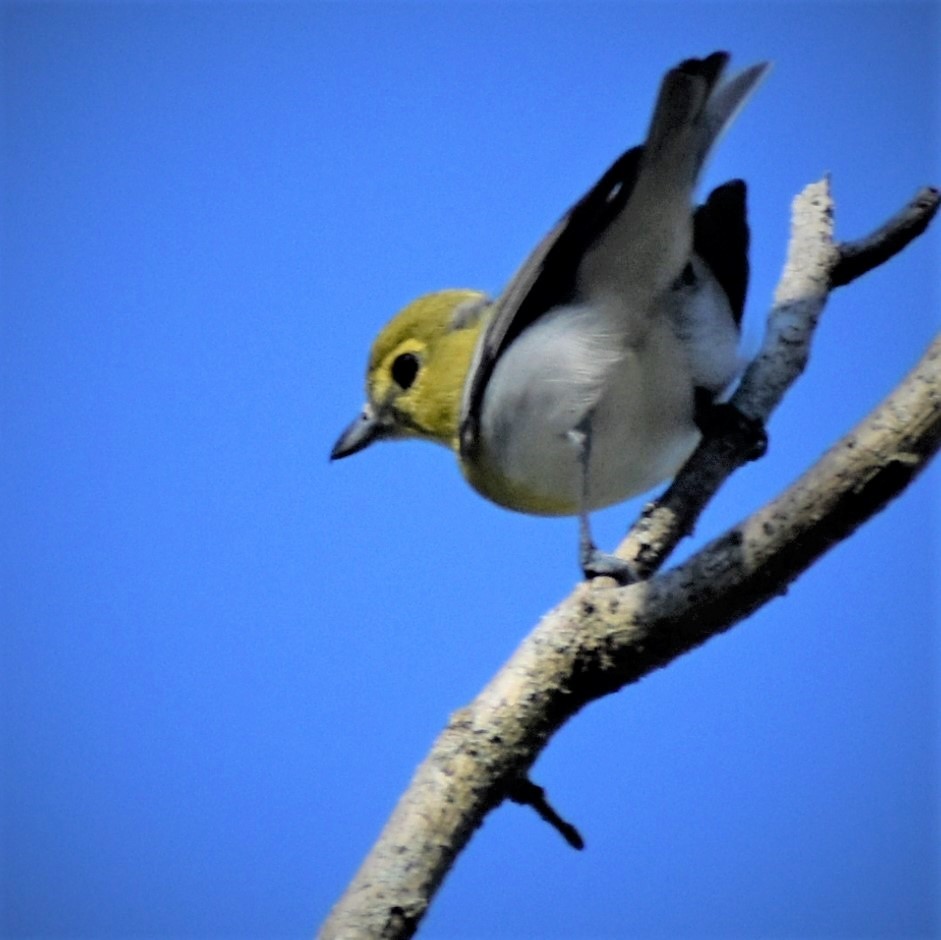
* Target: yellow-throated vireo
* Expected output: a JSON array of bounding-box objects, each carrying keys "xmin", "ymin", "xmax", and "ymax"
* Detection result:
[{"xmin": 332, "ymin": 52, "xmax": 770, "ymax": 583}]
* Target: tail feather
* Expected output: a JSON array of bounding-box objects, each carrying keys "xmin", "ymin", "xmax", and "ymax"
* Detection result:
[
  {"xmin": 577, "ymin": 53, "xmax": 769, "ymax": 305},
  {"xmin": 701, "ymin": 62, "xmax": 772, "ymax": 166},
  {"xmin": 643, "ymin": 52, "xmax": 729, "ymax": 167},
  {"xmin": 644, "ymin": 53, "xmax": 769, "ymax": 187}
]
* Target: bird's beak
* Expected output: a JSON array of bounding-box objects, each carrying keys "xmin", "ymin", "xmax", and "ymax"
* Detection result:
[{"xmin": 330, "ymin": 403, "xmax": 387, "ymax": 460}]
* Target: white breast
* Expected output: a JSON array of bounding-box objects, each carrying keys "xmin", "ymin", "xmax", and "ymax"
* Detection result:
[{"xmin": 473, "ymin": 267, "xmax": 740, "ymax": 515}]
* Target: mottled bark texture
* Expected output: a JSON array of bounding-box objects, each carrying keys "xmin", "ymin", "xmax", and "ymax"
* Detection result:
[{"xmin": 320, "ymin": 180, "xmax": 940, "ymax": 940}]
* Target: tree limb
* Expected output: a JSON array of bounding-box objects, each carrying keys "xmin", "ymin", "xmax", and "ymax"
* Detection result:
[
  {"xmin": 319, "ymin": 180, "xmax": 940, "ymax": 940},
  {"xmin": 617, "ymin": 182, "xmax": 939, "ymax": 579},
  {"xmin": 831, "ymin": 185, "xmax": 940, "ymax": 287}
]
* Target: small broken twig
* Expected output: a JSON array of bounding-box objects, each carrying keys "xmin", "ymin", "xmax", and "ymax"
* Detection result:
[{"xmin": 506, "ymin": 776, "xmax": 585, "ymax": 851}]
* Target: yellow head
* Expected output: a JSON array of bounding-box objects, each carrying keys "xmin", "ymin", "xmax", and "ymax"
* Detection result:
[{"xmin": 331, "ymin": 289, "xmax": 490, "ymax": 459}]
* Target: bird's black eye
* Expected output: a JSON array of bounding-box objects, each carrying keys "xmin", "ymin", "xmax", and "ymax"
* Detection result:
[{"xmin": 391, "ymin": 352, "xmax": 420, "ymax": 390}]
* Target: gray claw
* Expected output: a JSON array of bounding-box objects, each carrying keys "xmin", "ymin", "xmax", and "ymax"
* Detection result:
[{"xmin": 580, "ymin": 548, "xmax": 638, "ymax": 585}]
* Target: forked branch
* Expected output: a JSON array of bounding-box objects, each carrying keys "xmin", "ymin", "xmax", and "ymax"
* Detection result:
[{"xmin": 319, "ymin": 180, "xmax": 940, "ymax": 940}]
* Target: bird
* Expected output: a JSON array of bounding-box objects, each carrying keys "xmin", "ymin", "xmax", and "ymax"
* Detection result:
[{"xmin": 331, "ymin": 52, "xmax": 770, "ymax": 583}]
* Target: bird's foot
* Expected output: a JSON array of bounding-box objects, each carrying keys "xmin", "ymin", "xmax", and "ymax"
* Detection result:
[
  {"xmin": 694, "ymin": 394, "xmax": 768, "ymax": 462},
  {"xmin": 580, "ymin": 545, "xmax": 639, "ymax": 586}
]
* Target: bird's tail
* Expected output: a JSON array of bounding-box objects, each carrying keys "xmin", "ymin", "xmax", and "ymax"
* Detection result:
[
  {"xmin": 577, "ymin": 53, "xmax": 769, "ymax": 307},
  {"xmin": 643, "ymin": 52, "xmax": 770, "ymax": 193}
]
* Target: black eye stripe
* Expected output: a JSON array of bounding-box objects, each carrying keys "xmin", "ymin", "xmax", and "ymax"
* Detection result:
[{"xmin": 391, "ymin": 352, "xmax": 420, "ymax": 390}]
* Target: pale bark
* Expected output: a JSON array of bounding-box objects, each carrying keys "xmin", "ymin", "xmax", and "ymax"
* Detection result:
[{"xmin": 319, "ymin": 180, "xmax": 940, "ymax": 940}]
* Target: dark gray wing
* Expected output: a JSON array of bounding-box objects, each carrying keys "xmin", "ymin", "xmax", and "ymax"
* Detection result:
[
  {"xmin": 693, "ymin": 179, "xmax": 750, "ymax": 326},
  {"xmin": 458, "ymin": 145, "xmax": 644, "ymax": 458}
]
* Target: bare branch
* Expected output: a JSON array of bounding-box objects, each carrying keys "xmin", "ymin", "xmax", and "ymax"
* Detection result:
[
  {"xmin": 615, "ymin": 179, "xmax": 838, "ymax": 578},
  {"xmin": 318, "ymin": 182, "xmax": 940, "ymax": 939},
  {"xmin": 616, "ymin": 181, "xmax": 939, "ymax": 580},
  {"xmin": 505, "ymin": 777, "xmax": 585, "ymax": 850},
  {"xmin": 831, "ymin": 186, "xmax": 940, "ymax": 288}
]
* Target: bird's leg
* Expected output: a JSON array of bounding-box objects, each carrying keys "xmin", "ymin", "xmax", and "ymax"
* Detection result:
[{"xmin": 569, "ymin": 416, "xmax": 639, "ymax": 585}]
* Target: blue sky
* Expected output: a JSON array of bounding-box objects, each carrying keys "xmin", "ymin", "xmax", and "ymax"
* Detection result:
[{"xmin": 2, "ymin": 3, "xmax": 939, "ymax": 938}]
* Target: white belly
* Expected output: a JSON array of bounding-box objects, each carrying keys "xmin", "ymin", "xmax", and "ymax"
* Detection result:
[{"xmin": 469, "ymin": 288, "xmax": 736, "ymax": 515}]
